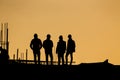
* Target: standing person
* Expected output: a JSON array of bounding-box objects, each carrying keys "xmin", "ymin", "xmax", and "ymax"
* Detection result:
[
  {"xmin": 66, "ymin": 34, "xmax": 76, "ymax": 65},
  {"xmin": 56, "ymin": 35, "xmax": 66, "ymax": 65},
  {"xmin": 43, "ymin": 34, "xmax": 53, "ymax": 65},
  {"xmin": 30, "ymin": 33, "xmax": 42, "ymax": 64}
]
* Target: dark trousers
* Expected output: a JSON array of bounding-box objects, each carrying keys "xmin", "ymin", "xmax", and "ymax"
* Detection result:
[
  {"xmin": 33, "ymin": 53, "xmax": 40, "ymax": 64},
  {"xmin": 66, "ymin": 52, "xmax": 73, "ymax": 65},
  {"xmin": 45, "ymin": 53, "xmax": 53, "ymax": 65},
  {"xmin": 58, "ymin": 53, "xmax": 64, "ymax": 65}
]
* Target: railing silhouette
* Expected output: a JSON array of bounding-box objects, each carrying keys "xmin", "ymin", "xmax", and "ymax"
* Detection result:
[
  {"xmin": 10, "ymin": 49, "xmax": 76, "ymax": 65},
  {"xmin": 8, "ymin": 59, "xmax": 76, "ymax": 65}
]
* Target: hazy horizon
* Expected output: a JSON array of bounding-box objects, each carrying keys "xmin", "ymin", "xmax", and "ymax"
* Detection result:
[{"xmin": 0, "ymin": 0, "xmax": 120, "ymax": 65}]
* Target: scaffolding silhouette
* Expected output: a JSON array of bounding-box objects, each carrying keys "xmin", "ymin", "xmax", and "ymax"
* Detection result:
[
  {"xmin": 0, "ymin": 23, "xmax": 9, "ymax": 64},
  {"xmin": 0, "ymin": 23, "xmax": 9, "ymax": 55}
]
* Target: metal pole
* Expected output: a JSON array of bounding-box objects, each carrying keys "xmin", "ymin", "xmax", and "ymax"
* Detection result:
[
  {"xmin": 13, "ymin": 54, "xmax": 15, "ymax": 60},
  {"xmin": 6, "ymin": 23, "xmax": 9, "ymax": 54},
  {"xmin": 4, "ymin": 23, "xmax": 7, "ymax": 49},
  {"xmin": 17, "ymin": 49, "xmax": 19, "ymax": 60},
  {"xmin": 0, "ymin": 28, "xmax": 1, "ymax": 47},
  {"xmin": 20, "ymin": 53, "xmax": 23, "ymax": 63},
  {"xmin": 1, "ymin": 23, "xmax": 3, "ymax": 48}
]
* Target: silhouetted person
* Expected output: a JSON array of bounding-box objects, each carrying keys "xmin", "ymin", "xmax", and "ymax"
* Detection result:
[
  {"xmin": 30, "ymin": 33, "xmax": 42, "ymax": 64},
  {"xmin": 43, "ymin": 34, "xmax": 53, "ymax": 65},
  {"xmin": 66, "ymin": 34, "xmax": 76, "ymax": 65},
  {"xmin": 56, "ymin": 35, "xmax": 66, "ymax": 65}
]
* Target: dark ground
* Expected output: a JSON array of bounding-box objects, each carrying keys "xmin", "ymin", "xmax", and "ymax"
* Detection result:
[{"xmin": 0, "ymin": 60, "xmax": 120, "ymax": 80}]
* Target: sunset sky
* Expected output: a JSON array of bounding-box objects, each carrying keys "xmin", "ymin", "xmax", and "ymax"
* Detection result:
[{"xmin": 0, "ymin": 0, "xmax": 120, "ymax": 65}]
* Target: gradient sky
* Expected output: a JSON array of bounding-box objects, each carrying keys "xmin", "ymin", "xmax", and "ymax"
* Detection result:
[{"xmin": 0, "ymin": 0, "xmax": 120, "ymax": 65}]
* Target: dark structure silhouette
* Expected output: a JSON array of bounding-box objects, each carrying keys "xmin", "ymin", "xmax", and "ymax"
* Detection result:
[
  {"xmin": 0, "ymin": 47, "xmax": 9, "ymax": 64},
  {"xmin": 56, "ymin": 35, "xmax": 66, "ymax": 65},
  {"xmin": 30, "ymin": 33, "xmax": 42, "ymax": 64},
  {"xmin": 2, "ymin": 60, "xmax": 120, "ymax": 80},
  {"xmin": 43, "ymin": 34, "xmax": 53, "ymax": 65},
  {"xmin": 66, "ymin": 34, "xmax": 76, "ymax": 65},
  {"xmin": 0, "ymin": 22, "xmax": 9, "ymax": 64}
]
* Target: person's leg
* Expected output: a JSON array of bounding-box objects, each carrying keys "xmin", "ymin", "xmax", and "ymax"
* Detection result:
[
  {"xmin": 65, "ymin": 53, "xmax": 69, "ymax": 65},
  {"xmin": 50, "ymin": 53, "xmax": 53, "ymax": 65},
  {"xmin": 58, "ymin": 54, "xmax": 60, "ymax": 65},
  {"xmin": 46, "ymin": 53, "xmax": 48, "ymax": 65},
  {"xmin": 38, "ymin": 53, "xmax": 40, "ymax": 64},
  {"xmin": 70, "ymin": 53, "xmax": 73, "ymax": 65},
  {"xmin": 34, "ymin": 53, "xmax": 37, "ymax": 64},
  {"xmin": 62, "ymin": 54, "xmax": 64, "ymax": 65},
  {"xmin": 36, "ymin": 51, "xmax": 40, "ymax": 64}
]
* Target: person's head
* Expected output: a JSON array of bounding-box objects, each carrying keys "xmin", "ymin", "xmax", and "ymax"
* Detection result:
[
  {"xmin": 34, "ymin": 33, "xmax": 38, "ymax": 39},
  {"xmin": 47, "ymin": 34, "xmax": 51, "ymax": 40},
  {"xmin": 59, "ymin": 35, "xmax": 63, "ymax": 40},
  {"xmin": 68, "ymin": 34, "xmax": 72, "ymax": 39}
]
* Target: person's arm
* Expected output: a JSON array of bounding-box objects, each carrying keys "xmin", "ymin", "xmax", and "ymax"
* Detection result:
[
  {"xmin": 65, "ymin": 41, "xmax": 66, "ymax": 53},
  {"xmin": 56, "ymin": 42, "xmax": 58, "ymax": 54},
  {"xmin": 43, "ymin": 41, "xmax": 45, "ymax": 48},
  {"xmin": 39, "ymin": 39, "xmax": 42, "ymax": 49},
  {"xmin": 30, "ymin": 40, "xmax": 33, "ymax": 50},
  {"xmin": 51, "ymin": 41, "xmax": 53, "ymax": 48},
  {"xmin": 73, "ymin": 40, "xmax": 76, "ymax": 52}
]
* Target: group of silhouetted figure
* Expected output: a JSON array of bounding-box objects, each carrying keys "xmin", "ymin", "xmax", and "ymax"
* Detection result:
[{"xmin": 30, "ymin": 33, "xmax": 76, "ymax": 65}]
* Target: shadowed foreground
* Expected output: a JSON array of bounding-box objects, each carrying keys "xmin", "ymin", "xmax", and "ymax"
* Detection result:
[{"xmin": 1, "ymin": 60, "xmax": 120, "ymax": 80}]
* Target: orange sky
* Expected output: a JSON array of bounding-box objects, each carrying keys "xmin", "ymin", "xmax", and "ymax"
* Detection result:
[{"xmin": 0, "ymin": 0, "xmax": 120, "ymax": 65}]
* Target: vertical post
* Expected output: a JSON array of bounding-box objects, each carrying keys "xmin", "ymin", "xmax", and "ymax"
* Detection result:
[
  {"xmin": 20, "ymin": 53, "xmax": 23, "ymax": 63},
  {"xmin": 4, "ymin": 23, "xmax": 7, "ymax": 49},
  {"xmin": 1, "ymin": 23, "xmax": 3, "ymax": 48},
  {"xmin": 21, "ymin": 53, "xmax": 24, "ymax": 63},
  {"xmin": 26, "ymin": 49, "xmax": 28, "ymax": 64},
  {"xmin": 13, "ymin": 54, "xmax": 15, "ymax": 60},
  {"xmin": 16, "ymin": 49, "xmax": 19, "ymax": 61},
  {"xmin": 0, "ymin": 23, "xmax": 2, "ymax": 46},
  {"xmin": 6, "ymin": 23, "xmax": 9, "ymax": 55},
  {"xmin": 0, "ymin": 24, "xmax": 1, "ymax": 47}
]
